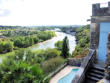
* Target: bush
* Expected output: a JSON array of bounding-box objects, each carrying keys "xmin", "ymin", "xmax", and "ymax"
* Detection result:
[
  {"xmin": 37, "ymin": 31, "xmax": 56, "ymax": 41},
  {"xmin": 55, "ymin": 40, "xmax": 63, "ymax": 51},
  {"xmin": 35, "ymin": 48, "xmax": 60, "ymax": 61},
  {"xmin": 13, "ymin": 31, "xmax": 56, "ymax": 48},
  {"xmin": 33, "ymin": 36, "xmax": 39, "ymax": 44},
  {"xmin": 44, "ymin": 48, "xmax": 60, "ymax": 60},
  {"xmin": 0, "ymin": 50, "xmax": 44, "ymax": 83},
  {"xmin": 14, "ymin": 36, "xmax": 34, "ymax": 48},
  {"xmin": 0, "ymin": 41, "xmax": 14, "ymax": 53},
  {"xmin": 41, "ymin": 57, "xmax": 64, "ymax": 74}
]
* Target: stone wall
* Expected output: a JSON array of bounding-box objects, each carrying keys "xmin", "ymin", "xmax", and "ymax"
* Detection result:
[
  {"xmin": 90, "ymin": 2, "xmax": 110, "ymax": 50},
  {"xmin": 92, "ymin": 2, "xmax": 110, "ymax": 16},
  {"xmin": 72, "ymin": 2, "xmax": 110, "ymax": 83},
  {"xmin": 104, "ymin": 34, "xmax": 110, "ymax": 82},
  {"xmin": 67, "ymin": 57, "xmax": 85, "ymax": 67},
  {"xmin": 72, "ymin": 49, "xmax": 96, "ymax": 83}
]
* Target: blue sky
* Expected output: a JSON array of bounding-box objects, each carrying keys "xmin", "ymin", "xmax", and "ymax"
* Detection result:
[{"xmin": 0, "ymin": 0, "xmax": 110, "ymax": 26}]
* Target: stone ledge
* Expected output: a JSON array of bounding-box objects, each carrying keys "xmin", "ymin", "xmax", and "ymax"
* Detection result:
[{"xmin": 67, "ymin": 57, "xmax": 85, "ymax": 67}]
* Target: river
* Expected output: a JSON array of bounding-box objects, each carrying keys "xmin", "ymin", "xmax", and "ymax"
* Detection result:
[{"xmin": 31, "ymin": 31, "xmax": 76, "ymax": 54}]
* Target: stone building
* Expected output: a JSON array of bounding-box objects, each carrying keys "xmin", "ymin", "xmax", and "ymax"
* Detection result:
[{"xmin": 72, "ymin": 2, "xmax": 110, "ymax": 83}]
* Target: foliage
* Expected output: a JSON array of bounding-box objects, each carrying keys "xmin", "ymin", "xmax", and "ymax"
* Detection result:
[
  {"xmin": 61, "ymin": 36, "xmax": 69, "ymax": 58},
  {"xmin": 73, "ymin": 48, "xmax": 89, "ymax": 58},
  {"xmin": 6, "ymin": 31, "xmax": 55, "ymax": 49},
  {"xmin": 33, "ymin": 36, "xmax": 39, "ymax": 44},
  {"xmin": 34, "ymin": 48, "xmax": 60, "ymax": 63},
  {"xmin": 55, "ymin": 40, "xmax": 63, "ymax": 51},
  {"xmin": 0, "ymin": 47, "xmax": 64, "ymax": 83},
  {"xmin": 13, "ymin": 31, "xmax": 55, "ymax": 48},
  {"xmin": 37, "ymin": 31, "xmax": 56, "ymax": 41},
  {"xmin": 41, "ymin": 57, "xmax": 64, "ymax": 74},
  {"xmin": 0, "ymin": 28, "xmax": 56, "ymax": 54},
  {"xmin": 73, "ymin": 25, "xmax": 90, "ymax": 58},
  {"xmin": 14, "ymin": 36, "xmax": 34, "ymax": 48},
  {"xmin": 2, "ymin": 30, "xmax": 38, "ymax": 37},
  {"xmin": 0, "ymin": 50, "xmax": 44, "ymax": 83},
  {"xmin": 0, "ymin": 41, "xmax": 14, "ymax": 53}
]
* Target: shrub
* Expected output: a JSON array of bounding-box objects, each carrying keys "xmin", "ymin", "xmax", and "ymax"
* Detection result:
[
  {"xmin": 0, "ymin": 41, "xmax": 14, "ymax": 53},
  {"xmin": 0, "ymin": 50, "xmax": 44, "ymax": 83},
  {"xmin": 55, "ymin": 40, "xmax": 63, "ymax": 51},
  {"xmin": 35, "ymin": 48, "xmax": 60, "ymax": 61},
  {"xmin": 41, "ymin": 57, "xmax": 64, "ymax": 74},
  {"xmin": 44, "ymin": 48, "xmax": 60, "ymax": 60},
  {"xmin": 37, "ymin": 31, "xmax": 56, "ymax": 41},
  {"xmin": 33, "ymin": 36, "xmax": 39, "ymax": 44}
]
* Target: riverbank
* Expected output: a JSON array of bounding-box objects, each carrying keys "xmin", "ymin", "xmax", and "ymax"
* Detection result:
[{"xmin": 28, "ymin": 32, "xmax": 59, "ymax": 51}]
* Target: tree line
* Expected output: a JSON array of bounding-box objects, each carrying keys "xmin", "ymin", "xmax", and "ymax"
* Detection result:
[{"xmin": 2, "ymin": 30, "xmax": 38, "ymax": 37}]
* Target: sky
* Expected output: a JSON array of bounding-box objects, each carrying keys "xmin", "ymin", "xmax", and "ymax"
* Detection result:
[{"xmin": 0, "ymin": 0, "xmax": 110, "ymax": 26}]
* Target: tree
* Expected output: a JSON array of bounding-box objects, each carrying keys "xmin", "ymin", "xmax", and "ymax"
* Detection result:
[
  {"xmin": 0, "ymin": 50, "xmax": 44, "ymax": 83},
  {"xmin": 37, "ymin": 31, "xmax": 56, "ymax": 41},
  {"xmin": 33, "ymin": 36, "xmax": 39, "ymax": 44},
  {"xmin": 55, "ymin": 41, "xmax": 63, "ymax": 51},
  {"xmin": 61, "ymin": 36, "xmax": 69, "ymax": 58},
  {"xmin": 0, "ymin": 41, "xmax": 14, "ymax": 53},
  {"xmin": 29, "ymin": 37, "xmax": 34, "ymax": 46}
]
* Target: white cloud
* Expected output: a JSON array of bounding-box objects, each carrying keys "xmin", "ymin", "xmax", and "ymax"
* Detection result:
[{"xmin": 0, "ymin": 0, "xmax": 110, "ymax": 26}]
